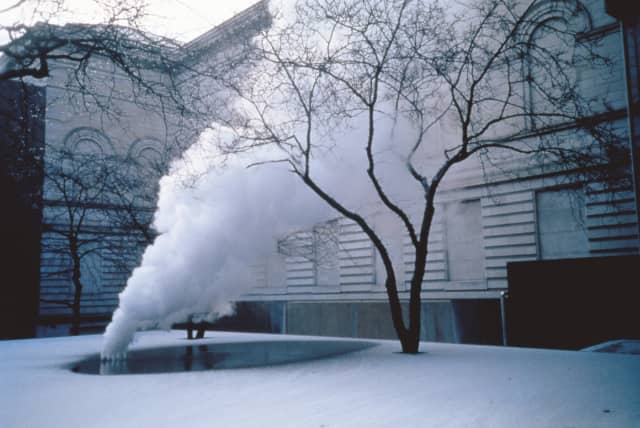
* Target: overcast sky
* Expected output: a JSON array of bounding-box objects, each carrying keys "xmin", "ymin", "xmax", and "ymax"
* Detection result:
[{"xmin": 0, "ymin": 0, "xmax": 262, "ymax": 44}]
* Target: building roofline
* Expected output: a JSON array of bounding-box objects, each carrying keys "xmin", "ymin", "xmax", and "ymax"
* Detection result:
[{"xmin": 183, "ymin": 0, "xmax": 270, "ymax": 53}]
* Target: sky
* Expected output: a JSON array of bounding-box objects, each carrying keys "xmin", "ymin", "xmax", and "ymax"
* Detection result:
[{"xmin": 0, "ymin": 0, "xmax": 262, "ymax": 44}]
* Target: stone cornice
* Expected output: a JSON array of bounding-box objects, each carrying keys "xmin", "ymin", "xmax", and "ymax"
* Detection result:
[{"xmin": 180, "ymin": 0, "xmax": 271, "ymax": 65}]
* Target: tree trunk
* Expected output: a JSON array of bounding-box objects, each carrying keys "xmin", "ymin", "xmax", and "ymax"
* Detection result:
[
  {"xmin": 187, "ymin": 320, "xmax": 194, "ymax": 340},
  {"xmin": 400, "ymin": 328, "xmax": 421, "ymax": 353},
  {"xmin": 393, "ymin": 269, "xmax": 425, "ymax": 353},
  {"xmin": 195, "ymin": 323, "xmax": 206, "ymax": 339},
  {"xmin": 298, "ymin": 173, "xmax": 427, "ymax": 354},
  {"xmin": 405, "ymin": 243, "xmax": 428, "ymax": 353},
  {"xmin": 400, "ymin": 203, "xmax": 435, "ymax": 354},
  {"xmin": 383, "ymin": 272, "xmax": 415, "ymax": 353},
  {"xmin": 384, "ymin": 273, "xmax": 421, "ymax": 354},
  {"xmin": 70, "ymin": 254, "xmax": 82, "ymax": 336}
]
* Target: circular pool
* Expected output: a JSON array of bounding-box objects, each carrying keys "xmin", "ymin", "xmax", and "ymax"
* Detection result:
[{"xmin": 72, "ymin": 339, "xmax": 375, "ymax": 375}]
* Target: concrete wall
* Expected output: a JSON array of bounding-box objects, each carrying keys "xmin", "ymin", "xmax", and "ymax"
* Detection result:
[{"xmin": 209, "ymin": 300, "xmax": 503, "ymax": 346}]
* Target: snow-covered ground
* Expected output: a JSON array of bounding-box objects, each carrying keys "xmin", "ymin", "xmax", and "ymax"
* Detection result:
[{"xmin": 1, "ymin": 331, "xmax": 639, "ymax": 428}]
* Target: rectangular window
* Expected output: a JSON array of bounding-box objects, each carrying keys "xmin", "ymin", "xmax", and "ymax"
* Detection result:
[
  {"xmin": 536, "ymin": 188, "xmax": 589, "ymax": 259},
  {"xmin": 445, "ymin": 199, "xmax": 484, "ymax": 281}
]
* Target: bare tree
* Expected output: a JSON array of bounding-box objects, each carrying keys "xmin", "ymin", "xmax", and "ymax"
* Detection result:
[
  {"xmin": 104, "ymin": 150, "xmax": 170, "ymax": 245},
  {"xmin": 35, "ymin": 113, "xmax": 180, "ymax": 335},
  {"xmin": 277, "ymin": 219, "xmax": 340, "ymax": 268},
  {"xmin": 211, "ymin": 0, "xmax": 626, "ymax": 353},
  {"xmin": 1, "ymin": 1, "xmax": 191, "ymax": 335},
  {"xmin": 2, "ymin": 1, "xmax": 166, "ymax": 78},
  {"xmin": 0, "ymin": 0, "xmax": 199, "ymax": 142},
  {"xmin": 0, "ymin": 0, "xmax": 271, "ymax": 339},
  {"xmin": 39, "ymin": 144, "xmax": 116, "ymax": 335}
]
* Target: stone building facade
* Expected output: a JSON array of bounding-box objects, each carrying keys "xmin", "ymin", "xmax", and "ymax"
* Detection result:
[
  {"xmin": 1, "ymin": 1, "xmax": 271, "ymax": 337},
  {"xmin": 229, "ymin": 0, "xmax": 640, "ymax": 345},
  {"xmin": 1, "ymin": 0, "xmax": 638, "ymax": 342}
]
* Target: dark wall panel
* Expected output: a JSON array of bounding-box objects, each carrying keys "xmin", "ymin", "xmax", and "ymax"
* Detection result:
[
  {"xmin": 506, "ymin": 255, "xmax": 640, "ymax": 350},
  {"xmin": 0, "ymin": 80, "xmax": 46, "ymax": 339}
]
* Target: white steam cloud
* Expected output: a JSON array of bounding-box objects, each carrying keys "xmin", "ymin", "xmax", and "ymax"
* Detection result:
[
  {"xmin": 100, "ymin": 117, "xmax": 446, "ymax": 359},
  {"xmin": 101, "ymin": 115, "xmax": 437, "ymax": 359},
  {"xmin": 101, "ymin": 0, "xmax": 455, "ymax": 359},
  {"xmin": 101, "ymin": 128, "xmax": 331, "ymax": 359}
]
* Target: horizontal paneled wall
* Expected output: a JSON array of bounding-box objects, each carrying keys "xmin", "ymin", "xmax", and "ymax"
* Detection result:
[
  {"xmin": 338, "ymin": 218, "xmax": 376, "ymax": 291},
  {"xmin": 246, "ymin": 176, "xmax": 638, "ymax": 301},
  {"xmin": 38, "ymin": 226, "xmax": 141, "ymax": 320}
]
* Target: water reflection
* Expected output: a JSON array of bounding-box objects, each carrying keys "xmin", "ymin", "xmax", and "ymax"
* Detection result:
[{"xmin": 73, "ymin": 340, "xmax": 375, "ymax": 375}]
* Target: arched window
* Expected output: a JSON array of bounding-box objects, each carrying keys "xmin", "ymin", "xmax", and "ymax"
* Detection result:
[
  {"xmin": 128, "ymin": 138, "xmax": 167, "ymax": 177},
  {"xmin": 62, "ymin": 127, "xmax": 114, "ymax": 158},
  {"xmin": 521, "ymin": 0, "xmax": 592, "ymax": 130},
  {"xmin": 46, "ymin": 128, "xmax": 113, "ymax": 202},
  {"xmin": 124, "ymin": 138, "xmax": 168, "ymax": 202}
]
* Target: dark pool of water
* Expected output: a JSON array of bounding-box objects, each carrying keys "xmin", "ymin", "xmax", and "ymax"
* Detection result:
[{"xmin": 71, "ymin": 339, "xmax": 376, "ymax": 375}]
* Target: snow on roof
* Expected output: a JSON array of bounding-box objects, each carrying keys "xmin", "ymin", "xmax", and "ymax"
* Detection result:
[{"xmin": 1, "ymin": 330, "xmax": 639, "ymax": 428}]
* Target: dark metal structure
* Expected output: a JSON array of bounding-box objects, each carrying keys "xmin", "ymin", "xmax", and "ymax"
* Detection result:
[{"xmin": 506, "ymin": 255, "xmax": 640, "ymax": 349}]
